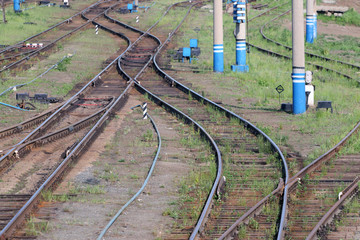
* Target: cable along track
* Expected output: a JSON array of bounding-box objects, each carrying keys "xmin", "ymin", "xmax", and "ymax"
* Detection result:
[
  {"xmin": 0, "ymin": 8, "xmax": 133, "ymax": 236},
  {"xmin": 106, "ymin": 2, "xmax": 289, "ymax": 239},
  {"xmin": 0, "ymin": 0, "xmax": 118, "ymax": 74}
]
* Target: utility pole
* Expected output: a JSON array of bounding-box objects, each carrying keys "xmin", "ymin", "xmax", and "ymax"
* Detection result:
[
  {"xmin": 1, "ymin": 0, "xmax": 7, "ymax": 23},
  {"xmin": 213, "ymin": 0, "xmax": 224, "ymax": 72},
  {"xmin": 292, "ymin": 0, "xmax": 306, "ymax": 114}
]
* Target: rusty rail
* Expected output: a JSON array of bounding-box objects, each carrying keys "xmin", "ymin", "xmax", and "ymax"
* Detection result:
[{"xmin": 306, "ymin": 176, "xmax": 360, "ymax": 240}]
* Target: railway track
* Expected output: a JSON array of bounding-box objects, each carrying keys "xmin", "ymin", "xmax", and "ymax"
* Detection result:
[
  {"xmin": 276, "ymin": 120, "xmax": 360, "ymax": 239},
  {"xmin": 259, "ymin": 8, "xmax": 360, "ymax": 80},
  {"xmin": 0, "ymin": 0, "xmax": 120, "ymax": 74},
  {"xmin": 247, "ymin": 1, "xmax": 359, "ymax": 82},
  {"xmin": 103, "ymin": 2, "xmax": 289, "ymax": 239},
  {"xmin": 0, "ymin": 0, "xmax": 196, "ymax": 237},
  {"xmin": 0, "ymin": 5, "xmax": 134, "ymax": 236}
]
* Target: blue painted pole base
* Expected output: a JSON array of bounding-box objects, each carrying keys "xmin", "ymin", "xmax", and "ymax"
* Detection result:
[
  {"xmin": 306, "ymin": 16, "xmax": 315, "ymax": 44},
  {"xmin": 213, "ymin": 44, "xmax": 224, "ymax": 73},
  {"xmin": 292, "ymin": 71, "xmax": 306, "ymax": 114},
  {"xmin": 231, "ymin": 64, "xmax": 249, "ymax": 72}
]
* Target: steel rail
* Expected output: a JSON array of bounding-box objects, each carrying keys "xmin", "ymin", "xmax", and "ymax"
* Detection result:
[
  {"xmin": 151, "ymin": 5, "xmax": 289, "ymax": 239},
  {"xmin": 97, "ymin": 111, "xmax": 161, "ymax": 239},
  {"xmin": 259, "ymin": 9, "xmax": 360, "ymax": 71},
  {"xmin": 0, "ymin": 97, "xmax": 115, "ymax": 171},
  {"xmin": 218, "ymin": 179, "xmax": 284, "ymax": 239},
  {"xmin": 109, "ymin": 2, "xmax": 220, "ymax": 239},
  {"xmin": 0, "ymin": 107, "xmax": 59, "ymax": 139},
  {"xmin": 0, "ymin": 82, "xmax": 133, "ymax": 238},
  {"xmin": 247, "ymin": 4, "xmax": 355, "ymax": 81},
  {"xmin": 0, "ymin": 6, "xmax": 133, "ymax": 184},
  {"xmin": 0, "ymin": 0, "xmax": 106, "ymax": 55},
  {"xmin": 0, "ymin": 0, "xmax": 116, "ymax": 73},
  {"xmin": 287, "ymin": 121, "xmax": 360, "ymax": 192},
  {"xmin": 0, "ymin": 14, "xmax": 135, "ymax": 238},
  {"xmin": 109, "ymin": 1, "xmax": 289, "ymax": 238},
  {"xmin": 306, "ymin": 176, "xmax": 359, "ymax": 240},
  {"xmin": 248, "ymin": 6, "xmax": 360, "ymax": 238}
]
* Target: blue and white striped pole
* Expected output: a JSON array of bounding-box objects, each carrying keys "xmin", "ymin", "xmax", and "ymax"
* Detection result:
[
  {"xmin": 213, "ymin": 0, "xmax": 224, "ymax": 72},
  {"xmin": 306, "ymin": 0, "xmax": 315, "ymax": 43},
  {"xmin": 292, "ymin": 0, "xmax": 306, "ymax": 114},
  {"xmin": 231, "ymin": 0, "xmax": 249, "ymax": 72},
  {"xmin": 306, "ymin": 15, "xmax": 315, "ymax": 43}
]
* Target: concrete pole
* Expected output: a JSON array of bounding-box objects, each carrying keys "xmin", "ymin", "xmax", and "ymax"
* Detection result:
[
  {"xmin": 231, "ymin": 0, "xmax": 249, "ymax": 72},
  {"xmin": 213, "ymin": 0, "xmax": 224, "ymax": 72},
  {"xmin": 292, "ymin": 0, "xmax": 306, "ymax": 114},
  {"xmin": 313, "ymin": 0, "xmax": 317, "ymax": 39},
  {"xmin": 306, "ymin": 0, "xmax": 315, "ymax": 43}
]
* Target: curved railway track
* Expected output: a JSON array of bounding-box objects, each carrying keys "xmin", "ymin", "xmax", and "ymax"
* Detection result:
[
  {"xmin": 1, "ymin": 0, "xmax": 357, "ymax": 239},
  {"xmin": 247, "ymin": 2, "xmax": 359, "ymax": 82},
  {"xmin": 105, "ymin": 2, "xmax": 289, "ymax": 239},
  {"xmin": 0, "ymin": 5, "xmax": 134, "ymax": 236},
  {"xmin": 277, "ymin": 120, "xmax": 360, "ymax": 239},
  {"xmin": 259, "ymin": 8, "xmax": 359, "ymax": 81}
]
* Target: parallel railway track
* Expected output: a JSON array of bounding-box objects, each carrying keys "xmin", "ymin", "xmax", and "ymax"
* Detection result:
[
  {"xmin": 0, "ymin": 4, "xmax": 133, "ymax": 235},
  {"xmin": 106, "ymin": 2, "xmax": 289, "ymax": 239},
  {"xmin": 248, "ymin": 1, "xmax": 359, "ymax": 82},
  {"xmin": 0, "ymin": 0, "xmax": 120, "ymax": 74},
  {"xmin": 1, "ymin": 0, "xmax": 358, "ymax": 239}
]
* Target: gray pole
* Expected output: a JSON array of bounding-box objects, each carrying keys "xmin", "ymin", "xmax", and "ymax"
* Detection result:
[
  {"xmin": 213, "ymin": 0, "xmax": 224, "ymax": 72},
  {"xmin": 292, "ymin": 0, "xmax": 306, "ymax": 114}
]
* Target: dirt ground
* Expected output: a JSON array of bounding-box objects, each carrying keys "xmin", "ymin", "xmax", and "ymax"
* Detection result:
[{"xmin": 35, "ymin": 92, "xmax": 208, "ymax": 239}]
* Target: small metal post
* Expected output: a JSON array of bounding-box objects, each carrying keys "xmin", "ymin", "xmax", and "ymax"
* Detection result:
[
  {"xmin": 292, "ymin": 0, "xmax": 306, "ymax": 114},
  {"xmin": 95, "ymin": 25, "xmax": 99, "ymax": 35},
  {"xmin": 141, "ymin": 102, "xmax": 148, "ymax": 119},
  {"xmin": 213, "ymin": 0, "xmax": 224, "ymax": 72}
]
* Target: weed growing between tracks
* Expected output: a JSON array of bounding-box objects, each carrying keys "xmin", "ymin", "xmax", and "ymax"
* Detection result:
[
  {"xmin": 0, "ymin": 28, "xmax": 118, "ymax": 127},
  {"xmin": 158, "ymin": 0, "xmax": 360, "ymax": 177}
]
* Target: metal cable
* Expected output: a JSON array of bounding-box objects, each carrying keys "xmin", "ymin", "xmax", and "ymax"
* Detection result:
[{"xmin": 97, "ymin": 111, "xmax": 161, "ymax": 240}]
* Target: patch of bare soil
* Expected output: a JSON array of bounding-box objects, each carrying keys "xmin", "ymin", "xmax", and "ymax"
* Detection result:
[
  {"xmin": 36, "ymin": 92, "xmax": 204, "ymax": 239},
  {"xmin": 283, "ymin": 20, "xmax": 360, "ymax": 38}
]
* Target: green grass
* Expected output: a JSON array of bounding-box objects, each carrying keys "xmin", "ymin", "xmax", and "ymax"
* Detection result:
[
  {"xmin": 0, "ymin": 0, "xmax": 98, "ymax": 45},
  {"xmin": 0, "ymin": 28, "xmax": 119, "ymax": 123},
  {"xmin": 318, "ymin": 8, "xmax": 360, "ymax": 27},
  {"xmin": 25, "ymin": 215, "xmax": 50, "ymax": 236},
  {"xmin": 166, "ymin": 0, "xmax": 360, "ymax": 173}
]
